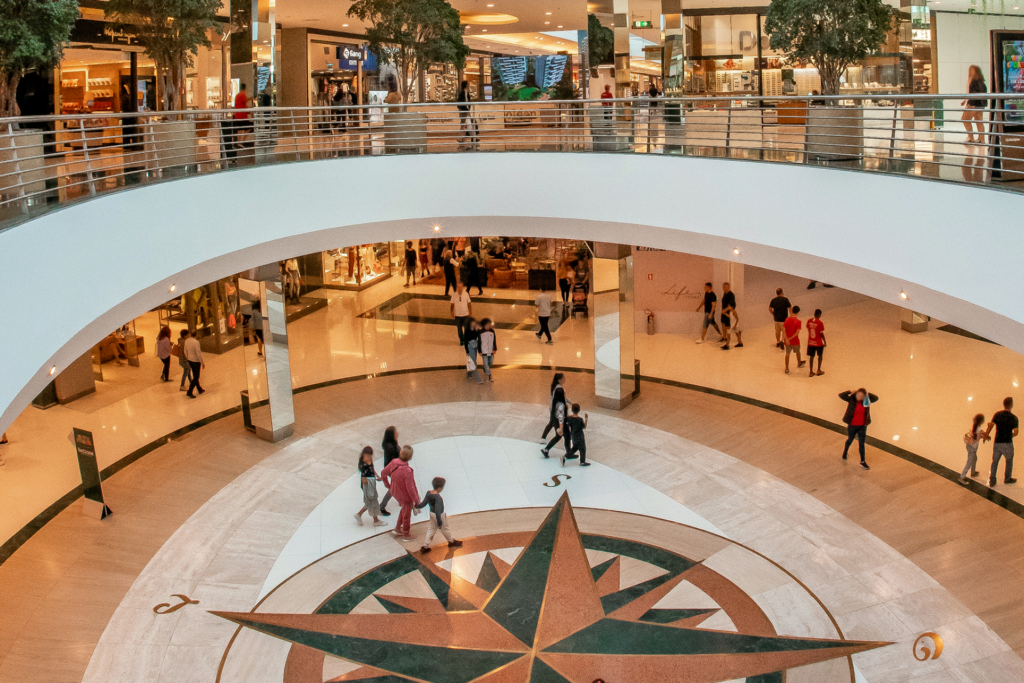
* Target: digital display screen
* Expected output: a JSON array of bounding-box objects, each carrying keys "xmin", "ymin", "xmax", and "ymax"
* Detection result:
[{"xmin": 1001, "ymin": 40, "xmax": 1024, "ymax": 123}]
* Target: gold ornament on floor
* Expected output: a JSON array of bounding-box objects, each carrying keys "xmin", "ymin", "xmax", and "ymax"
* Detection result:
[
  {"xmin": 913, "ymin": 632, "xmax": 943, "ymax": 661},
  {"xmin": 153, "ymin": 594, "xmax": 200, "ymax": 614},
  {"xmin": 543, "ymin": 474, "xmax": 572, "ymax": 487}
]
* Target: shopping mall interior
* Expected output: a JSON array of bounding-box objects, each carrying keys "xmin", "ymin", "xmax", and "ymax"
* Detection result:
[{"xmin": 6, "ymin": 0, "xmax": 1024, "ymax": 680}]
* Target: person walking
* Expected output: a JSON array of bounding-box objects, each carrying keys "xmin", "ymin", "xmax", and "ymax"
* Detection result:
[
  {"xmin": 839, "ymin": 388, "xmax": 878, "ymax": 470},
  {"xmin": 464, "ymin": 318, "xmax": 483, "ymax": 383},
  {"xmin": 541, "ymin": 374, "xmax": 570, "ymax": 458},
  {"xmin": 175, "ymin": 329, "xmax": 192, "ymax": 391},
  {"xmin": 404, "ymin": 241, "xmax": 417, "ymax": 287},
  {"xmin": 536, "ymin": 286, "xmax": 554, "ymax": 344},
  {"xmin": 457, "ymin": 80, "xmax": 472, "ymax": 146},
  {"xmin": 378, "ymin": 426, "xmax": 400, "ymax": 516},
  {"xmin": 769, "ymin": 288, "xmax": 791, "ymax": 349},
  {"xmin": 962, "ymin": 65, "xmax": 988, "ymax": 144},
  {"xmin": 695, "ymin": 282, "xmax": 721, "ymax": 344},
  {"xmin": 418, "ymin": 239, "xmax": 430, "ymax": 279},
  {"xmin": 416, "ymin": 477, "xmax": 463, "ymax": 553},
  {"xmin": 719, "ymin": 282, "xmax": 738, "ymax": 350},
  {"xmin": 450, "ymin": 282, "xmax": 472, "ymax": 345},
  {"xmin": 601, "ymin": 84, "xmax": 614, "ymax": 119},
  {"xmin": 183, "ymin": 329, "xmax": 205, "ymax": 399},
  {"xmin": 806, "ymin": 309, "xmax": 826, "ymax": 377},
  {"xmin": 479, "ymin": 318, "xmax": 496, "ymax": 382},
  {"xmin": 381, "ymin": 445, "xmax": 420, "ymax": 541},
  {"xmin": 354, "ymin": 446, "xmax": 388, "ymax": 527},
  {"xmin": 249, "ymin": 298, "xmax": 264, "ymax": 356},
  {"xmin": 463, "ymin": 248, "xmax": 484, "ymax": 295},
  {"xmin": 557, "ymin": 260, "xmax": 571, "ymax": 304},
  {"xmin": 561, "ymin": 403, "xmax": 589, "ymax": 467},
  {"xmin": 960, "ymin": 414, "xmax": 989, "ymax": 485},
  {"xmin": 156, "ymin": 326, "xmax": 173, "ymax": 381},
  {"xmin": 783, "ymin": 306, "xmax": 806, "ymax": 374},
  {"xmin": 443, "ymin": 248, "xmax": 460, "ymax": 296},
  {"xmin": 985, "ymin": 397, "xmax": 1019, "ymax": 486}
]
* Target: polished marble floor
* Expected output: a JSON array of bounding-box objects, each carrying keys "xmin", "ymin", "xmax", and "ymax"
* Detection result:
[
  {"xmin": 2, "ymin": 373, "xmax": 1024, "ymax": 683},
  {"xmin": 4, "ymin": 263, "xmax": 1024, "ymax": 553}
]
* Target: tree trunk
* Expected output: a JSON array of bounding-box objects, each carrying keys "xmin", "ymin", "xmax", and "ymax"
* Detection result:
[{"xmin": 0, "ymin": 72, "xmax": 22, "ymax": 119}]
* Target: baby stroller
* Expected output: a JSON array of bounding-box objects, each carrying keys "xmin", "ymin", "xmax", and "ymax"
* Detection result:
[{"xmin": 571, "ymin": 280, "xmax": 589, "ymax": 318}]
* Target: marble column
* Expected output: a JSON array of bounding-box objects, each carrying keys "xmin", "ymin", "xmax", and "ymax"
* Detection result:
[
  {"xmin": 592, "ymin": 243, "xmax": 637, "ymax": 410},
  {"xmin": 613, "ymin": 0, "xmax": 631, "ymax": 99},
  {"xmin": 239, "ymin": 265, "xmax": 295, "ymax": 442}
]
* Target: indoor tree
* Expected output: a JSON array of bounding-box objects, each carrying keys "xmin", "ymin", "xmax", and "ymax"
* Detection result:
[
  {"xmin": 587, "ymin": 13, "xmax": 613, "ymax": 66},
  {"xmin": 348, "ymin": 0, "xmax": 469, "ymax": 103},
  {"xmin": 764, "ymin": 0, "xmax": 901, "ymax": 95},
  {"xmin": 105, "ymin": 0, "xmax": 221, "ymax": 111},
  {"xmin": 0, "ymin": 0, "xmax": 78, "ymax": 118}
]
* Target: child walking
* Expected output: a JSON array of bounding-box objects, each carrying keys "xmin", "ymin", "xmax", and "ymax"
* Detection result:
[
  {"xmin": 381, "ymin": 445, "xmax": 420, "ymax": 541},
  {"xmin": 415, "ymin": 477, "xmax": 463, "ymax": 553},
  {"xmin": 354, "ymin": 446, "xmax": 388, "ymax": 527},
  {"xmin": 960, "ymin": 413, "xmax": 989, "ymax": 485},
  {"xmin": 478, "ymin": 319, "xmax": 496, "ymax": 382},
  {"xmin": 561, "ymin": 404, "xmax": 590, "ymax": 467},
  {"xmin": 464, "ymin": 319, "xmax": 483, "ymax": 384}
]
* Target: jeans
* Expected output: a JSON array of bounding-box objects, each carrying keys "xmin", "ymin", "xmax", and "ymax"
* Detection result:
[
  {"xmin": 466, "ymin": 340, "xmax": 481, "ymax": 381},
  {"xmin": 481, "ymin": 353, "xmax": 493, "ymax": 377},
  {"xmin": 186, "ymin": 360, "xmax": 203, "ymax": 397},
  {"xmin": 545, "ymin": 427, "xmax": 570, "ymax": 453},
  {"xmin": 844, "ymin": 424, "xmax": 867, "ymax": 461},
  {"xmin": 179, "ymin": 362, "xmax": 192, "ymax": 388},
  {"xmin": 538, "ymin": 316, "xmax": 552, "ymax": 342},
  {"xmin": 160, "ymin": 356, "xmax": 171, "ymax": 380},
  {"xmin": 381, "ymin": 489, "xmax": 393, "ymax": 511},
  {"xmin": 962, "ymin": 443, "xmax": 979, "ymax": 479},
  {"xmin": 454, "ymin": 316, "xmax": 468, "ymax": 344},
  {"xmin": 991, "ymin": 442, "xmax": 1015, "ymax": 484}
]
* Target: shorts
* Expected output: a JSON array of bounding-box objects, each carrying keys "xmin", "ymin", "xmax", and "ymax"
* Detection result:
[
  {"xmin": 807, "ymin": 345, "xmax": 824, "ymax": 357},
  {"xmin": 702, "ymin": 314, "xmax": 716, "ymax": 329},
  {"xmin": 774, "ymin": 321, "xmax": 786, "ymax": 334},
  {"xmin": 253, "ymin": 328, "xmax": 264, "ymax": 343},
  {"xmin": 721, "ymin": 314, "xmax": 731, "ymax": 326},
  {"xmin": 785, "ymin": 344, "xmax": 800, "ymax": 352}
]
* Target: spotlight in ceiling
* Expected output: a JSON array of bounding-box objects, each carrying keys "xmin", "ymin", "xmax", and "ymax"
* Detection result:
[
  {"xmin": 50, "ymin": 365, "xmax": 57, "ymax": 375},
  {"xmin": 169, "ymin": 284, "xmax": 177, "ymax": 292},
  {"xmin": 899, "ymin": 291, "xmax": 908, "ymax": 300}
]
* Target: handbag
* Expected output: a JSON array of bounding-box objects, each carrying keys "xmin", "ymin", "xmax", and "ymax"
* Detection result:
[{"xmin": 170, "ymin": 342, "xmax": 182, "ymax": 358}]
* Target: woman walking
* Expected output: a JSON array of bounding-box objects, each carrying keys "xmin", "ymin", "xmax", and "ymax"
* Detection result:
[
  {"xmin": 464, "ymin": 318, "xmax": 483, "ymax": 383},
  {"xmin": 156, "ymin": 326, "xmax": 173, "ymax": 382},
  {"xmin": 381, "ymin": 445, "xmax": 420, "ymax": 541},
  {"xmin": 479, "ymin": 318, "xmax": 496, "ymax": 382},
  {"xmin": 175, "ymin": 329, "xmax": 192, "ymax": 391},
  {"xmin": 960, "ymin": 414, "xmax": 989, "ymax": 485},
  {"xmin": 962, "ymin": 65, "xmax": 988, "ymax": 143},
  {"xmin": 839, "ymin": 388, "xmax": 879, "ymax": 470},
  {"xmin": 541, "ymin": 373, "xmax": 570, "ymax": 457},
  {"xmin": 378, "ymin": 426, "xmax": 400, "ymax": 516},
  {"xmin": 354, "ymin": 446, "xmax": 388, "ymax": 526},
  {"xmin": 443, "ymin": 248, "xmax": 460, "ymax": 297},
  {"xmin": 418, "ymin": 239, "xmax": 430, "ymax": 278},
  {"xmin": 557, "ymin": 260, "xmax": 571, "ymax": 304}
]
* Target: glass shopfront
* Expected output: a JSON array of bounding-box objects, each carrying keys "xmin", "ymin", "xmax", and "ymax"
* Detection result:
[{"xmin": 297, "ymin": 243, "xmax": 395, "ymax": 291}]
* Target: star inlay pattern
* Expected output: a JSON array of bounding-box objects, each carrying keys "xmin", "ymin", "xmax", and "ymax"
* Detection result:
[{"xmin": 214, "ymin": 494, "xmax": 890, "ymax": 682}]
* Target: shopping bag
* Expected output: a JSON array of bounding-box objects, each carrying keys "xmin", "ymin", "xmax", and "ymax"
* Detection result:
[{"xmin": 466, "ymin": 357, "xmax": 477, "ymax": 372}]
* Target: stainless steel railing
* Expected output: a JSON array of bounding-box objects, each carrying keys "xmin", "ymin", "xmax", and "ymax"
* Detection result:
[{"xmin": 2, "ymin": 93, "xmax": 1023, "ymax": 229}]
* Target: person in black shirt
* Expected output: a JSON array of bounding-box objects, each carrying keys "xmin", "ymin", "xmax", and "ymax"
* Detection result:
[
  {"xmin": 768, "ymin": 288, "xmax": 791, "ymax": 349},
  {"xmin": 354, "ymin": 446, "xmax": 387, "ymax": 527},
  {"xmin": 416, "ymin": 477, "xmax": 463, "ymax": 553},
  {"xmin": 985, "ymin": 397, "xmax": 1019, "ymax": 486},
  {"xmin": 403, "ymin": 241, "xmax": 417, "ymax": 287},
  {"xmin": 695, "ymin": 282, "xmax": 721, "ymax": 344},
  {"xmin": 442, "ymin": 248, "xmax": 460, "ymax": 296},
  {"xmin": 541, "ymin": 373, "xmax": 570, "ymax": 457},
  {"xmin": 561, "ymin": 404, "xmax": 589, "ymax": 467},
  {"xmin": 720, "ymin": 282, "xmax": 740, "ymax": 351},
  {"xmin": 378, "ymin": 426, "xmax": 400, "ymax": 516}
]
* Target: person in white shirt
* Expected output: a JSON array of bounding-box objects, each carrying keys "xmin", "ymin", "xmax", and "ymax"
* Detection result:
[
  {"xmin": 183, "ymin": 332, "xmax": 206, "ymax": 398},
  {"xmin": 450, "ymin": 282, "xmax": 472, "ymax": 345},
  {"xmin": 535, "ymin": 286, "xmax": 553, "ymax": 344}
]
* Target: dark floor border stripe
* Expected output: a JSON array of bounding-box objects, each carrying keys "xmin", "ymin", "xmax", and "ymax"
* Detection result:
[{"xmin": 2, "ymin": 364, "xmax": 1020, "ymax": 566}]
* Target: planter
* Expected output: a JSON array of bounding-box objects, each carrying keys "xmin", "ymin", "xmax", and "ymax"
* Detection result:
[
  {"xmin": 0, "ymin": 129, "xmax": 47, "ymax": 202},
  {"xmin": 805, "ymin": 106, "xmax": 864, "ymax": 160}
]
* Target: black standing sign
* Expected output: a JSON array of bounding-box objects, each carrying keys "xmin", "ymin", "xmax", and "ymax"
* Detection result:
[{"xmin": 73, "ymin": 428, "xmax": 112, "ymax": 519}]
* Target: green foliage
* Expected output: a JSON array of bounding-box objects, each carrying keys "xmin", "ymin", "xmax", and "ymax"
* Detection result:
[
  {"xmin": 0, "ymin": 0, "xmax": 78, "ymax": 117},
  {"xmin": 106, "ymin": 0, "xmax": 220, "ymax": 110},
  {"xmin": 349, "ymin": 0, "xmax": 469, "ymax": 102},
  {"xmin": 764, "ymin": 0, "xmax": 901, "ymax": 95},
  {"xmin": 587, "ymin": 14, "xmax": 613, "ymax": 66}
]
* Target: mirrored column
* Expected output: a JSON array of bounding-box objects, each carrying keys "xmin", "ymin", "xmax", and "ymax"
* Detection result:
[
  {"xmin": 592, "ymin": 243, "xmax": 637, "ymax": 410},
  {"xmin": 239, "ymin": 265, "xmax": 295, "ymax": 442}
]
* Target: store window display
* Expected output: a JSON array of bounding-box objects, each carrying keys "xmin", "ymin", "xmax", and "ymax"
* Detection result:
[
  {"xmin": 316, "ymin": 243, "xmax": 393, "ymax": 291},
  {"xmin": 157, "ymin": 277, "xmax": 242, "ymax": 354}
]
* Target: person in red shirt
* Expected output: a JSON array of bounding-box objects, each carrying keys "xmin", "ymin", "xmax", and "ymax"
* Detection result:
[
  {"xmin": 840, "ymin": 388, "xmax": 879, "ymax": 470},
  {"xmin": 227, "ymin": 83, "xmax": 251, "ymax": 161},
  {"xmin": 600, "ymin": 84, "xmax": 614, "ymax": 120},
  {"xmin": 806, "ymin": 308, "xmax": 826, "ymax": 377},
  {"xmin": 380, "ymin": 445, "xmax": 420, "ymax": 540},
  {"xmin": 233, "ymin": 82, "xmax": 250, "ymax": 119},
  {"xmin": 782, "ymin": 305, "xmax": 806, "ymax": 374}
]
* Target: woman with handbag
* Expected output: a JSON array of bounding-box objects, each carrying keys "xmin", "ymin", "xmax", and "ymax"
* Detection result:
[
  {"xmin": 541, "ymin": 373, "xmax": 570, "ymax": 457},
  {"xmin": 156, "ymin": 326, "xmax": 173, "ymax": 382},
  {"xmin": 960, "ymin": 414, "xmax": 989, "ymax": 485},
  {"xmin": 174, "ymin": 329, "xmax": 191, "ymax": 391}
]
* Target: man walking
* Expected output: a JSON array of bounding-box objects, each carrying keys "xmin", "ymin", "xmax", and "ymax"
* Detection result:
[
  {"xmin": 183, "ymin": 330, "xmax": 206, "ymax": 398},
  {"xmin": 720, "ymin": 282, "xmax": 742, "ymax": 350},
  {"xmin": 806, "ymin": 308, "xmax": 826, "ymax": 377},
  {"xmin": 695, "ymin": 282, "xmax": 721, "ymax": 344},
  {"xmin": 450, "ymin": 282, "xmax": 472, "ymax": 345},
  {"xmin": 985, "ymin": 397, "xmax": 1019, "ymax": 486},
  {"xmin": 536, "ymin": 286, "xmax": 554, "ymax": 344},
  {"xmin": 769, "ymin": 288, "xmax": 791, "ymax": 349},
  {"xmin": 783, "ymin": 305, "xmax": 806, "ymax": 374}
]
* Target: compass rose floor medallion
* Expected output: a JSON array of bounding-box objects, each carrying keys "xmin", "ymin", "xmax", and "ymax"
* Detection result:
[{"xmin": 214, "ymin": 494, "xmax": 890, "ymax": 683}]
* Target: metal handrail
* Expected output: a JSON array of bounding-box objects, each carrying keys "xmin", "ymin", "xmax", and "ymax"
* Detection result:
[{"xmin": 1, "ymin": 93, "xmax": 1022, "ymax": 229}]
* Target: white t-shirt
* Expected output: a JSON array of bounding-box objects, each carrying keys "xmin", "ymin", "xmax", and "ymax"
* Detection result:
[
  {"xmin": 451, "ymin": 291, "xmax": 472, "ymax": 317},
  {"xmin": 536, "ymin": 292, "xmax": 553, "ymax": 317},
  {"xmin": 183, "ymin": 336, "xmax": 203, "ymax": 363}
]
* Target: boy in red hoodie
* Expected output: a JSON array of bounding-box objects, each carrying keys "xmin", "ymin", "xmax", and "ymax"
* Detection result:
[{"xmin": 381, "ymin": 445, "xmax": 419, "ymax": 540}]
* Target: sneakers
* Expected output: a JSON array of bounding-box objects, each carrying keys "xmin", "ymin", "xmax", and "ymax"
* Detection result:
[
  {"xmin": 990, "ymin": 479, "xmax": 998, "ymax": 487},
  {"xmin": 735, "ymin": 343, "xmax": 744, "ymax": 348},
  {"xmin": 545, "ymin": 341, "xmax": 554, "ymax": 345},
  {"xmin": 380, "ymin": 508, "xmax": 392, "ymax": 517},
  {"xmin": 400, "ymin": 535, "xmax": 415, "ymax": 542},
  {"xmin": 353, "ymin": 513, "xmax": 363, "ymax": 526},
  {"xmin": 560, "ymin": 454, "xmax": 566, "ymax": 467},
  {"xmin": 1007, "ymin": 478, "xmax": 1018, "ymax": 484},
  {"xmin": 535, "ymin": 332, "xmax": 542, "ymax": 339},
  {"xmin": 797, "ymin": 361, "xmax": 807, "ymax": 368},
  {"xmin": 842, "ymin": 452, "xmax": 848, "ymax": 460},
  {"xmin": 695, "ymin": 339, "xmax": 704, "ymax": 344},
  {"xmin": 421, "ymin": 545, "xmax": 432, "ymax": 554},
  {"xmin": 580, "ymin": 462, "xmax": 591, "ymax": 467},
  {"xmin": 541, "ymin": 449, "xmax": 550, "ymax": 458},
  {"xmin": 720, "ymin": 345, "xmax": 730, "ymax": 350},
  {"xmin": 373, "ymin": 519, "xmax": 388, "ymax": 527},
  {"xmin": 958, "ymin": 477, "xmax": 969, "ymax": 486},
  {"xmin": 448, "ymin": 540, "xmax": 464, "ymax": 547},
  {"xmin": 860, "ymin": 462, "xmax": 870, "ymax": 471}
]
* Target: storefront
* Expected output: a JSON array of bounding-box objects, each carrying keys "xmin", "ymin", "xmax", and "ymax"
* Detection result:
[
  {"xmin": 295, "ymin": 243, "xmax": 396, "ymax": 291},
  {"xmin": 309, "ymin": 40, "xmax": 377, "ymax": 106}
]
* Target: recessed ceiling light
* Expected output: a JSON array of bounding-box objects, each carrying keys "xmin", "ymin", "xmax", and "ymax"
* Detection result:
[
  {"xmin": 49, "ymin": 365, "xmax": 57, "ymax": 375},
  {"xmin": 342, "ymin": 23, "xmax": 348, "ymax": 26},
  {"xmin": 169, "ymin": 284, "xmax": 177, "ymax": 292},
  {"xmin": 545, "ymin": 11, "xmax": 552, "ymax": 14},
  {"xmin": 733, "ymin": 248, "xmax": 740, "ymax": 255},
  {"xmin": 899, "ymin": 291, "xmax": 908, "ymax": 300},
  {"xmin": 482, "ymin": 28, "xmax": 487, "ymax": 31},
  {"xmin": 545, "ymin": 21, "xmax": 550, "ymax": 24}
]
